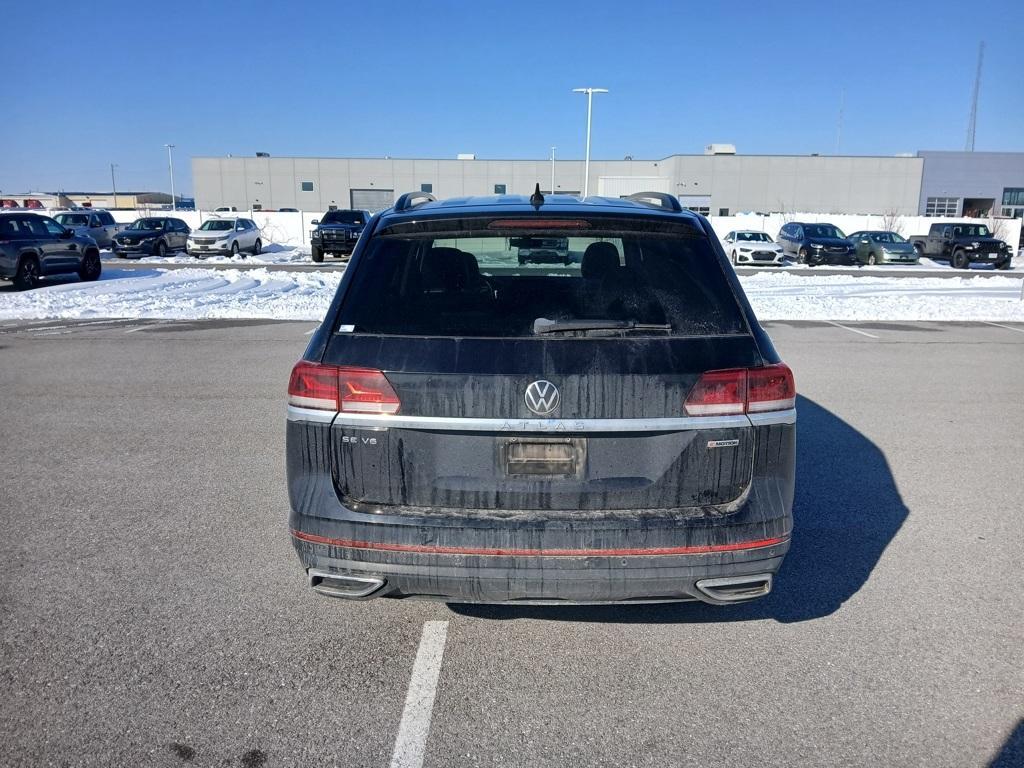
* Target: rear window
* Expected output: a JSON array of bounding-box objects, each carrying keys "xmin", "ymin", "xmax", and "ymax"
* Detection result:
[{"xmin": 335, "ymin": 215, "xmax": 747, "ymax": 338}]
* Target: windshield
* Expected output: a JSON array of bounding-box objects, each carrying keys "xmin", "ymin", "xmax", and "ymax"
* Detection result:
[
  {"xmin": 55, "ymin": 214, "xmax": 90, "ymax": 226},
  {"xmin": 872, "ymin": 232, "xmax": 907, "ymax": 243},
  {"xmin": 952, "ymin": 224, "xmax": 991, "ymax": 237},
  {"xmin": 736, "ymin": 232, "xmax": 772, "ymax": 243},
  {"xmin": 335, "ymin": 217, "xmax": 746, "ymax": 338},
  {"xmin": 129, "ymin": 219, "xmax": 165, "ymax": 231},
  {"xmin": 805, "ymin": 224, "xmax": 846, "ymax": 239},
  {"xmin": 199, "ymin": 220, "xmax": 235, "ymax": 231},
  {"xmin": 321, "ymin": 211, "xmax": 365, "ymax": 226}
]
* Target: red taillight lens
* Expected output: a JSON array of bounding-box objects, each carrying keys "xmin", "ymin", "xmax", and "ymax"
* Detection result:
[
  {"xmin": 684, "ymin": 369, "xmax": 747, "ymax": 416},
  {"xmin": 747, "ymin": 363, "xmax": 796, "ymax": 413},
  {"xmin": 684, "ymin": 364, "xmax": 795, "ymax": 416},
  {"xmin": 288, "ymin": 362, "xmax": 401, "ymax": 414}
]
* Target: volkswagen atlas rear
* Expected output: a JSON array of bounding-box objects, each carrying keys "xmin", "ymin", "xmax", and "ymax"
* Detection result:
[{"xmin": 287, "ymin": 191, "xmax": 796, "ymax": 605}]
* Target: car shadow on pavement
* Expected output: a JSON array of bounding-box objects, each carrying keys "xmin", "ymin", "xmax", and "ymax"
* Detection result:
[
  {"xmin": 988, "ymin": 719, "xmax": 1024, "ymax": 767},
  {"xmin": 448, "ymin": 394, "xmax": 909, "ymax": 624}
]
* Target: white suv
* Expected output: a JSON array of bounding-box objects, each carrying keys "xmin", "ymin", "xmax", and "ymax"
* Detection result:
[{"xmin": 187, "ymin": 217, "xmax": 262, "ymax": 257}]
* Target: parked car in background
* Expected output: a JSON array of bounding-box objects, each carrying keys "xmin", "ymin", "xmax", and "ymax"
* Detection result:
[
  {"xmin": 279, "ymin": 207, "xmax": 299, "ymax": 213},
  {"xmin": 186, "ymin": 217, "xmax": 262, "ymax": 257},
  {"xmin": 515, "ymin": 236, "xmax": 571, "ymax": 265},
  {"xmin": 910, "ymin": 222, "xmax": 1012, "ymax": 269},
  {"xmin": 721, "ymin": 230, "xmax": 785, "ymax": 266},
  {"xmin": 777, "ymin": 222, "xmax": 857, "ymax": 266},
  {"xmin": 0, "ymin": 212, "xmax": 102, "ymax": 289},
  {"xmin": 310, "ymin": 209, "xmax": 370, "ymax": 262},
  {"xmin": 52, "ymin": 210, "xmax": 124, "ymax": 248},
  {"xmin": 287, "ymin": 190, "xmax": 796, "ymax": 605},
  {"xmin": 214, "ymin": 206, "xmax": 238, "ymax": 213},
  {"xmin": 112, "ymin": 217, "xmax": 191, "ymax": 258},
  {"xmin": 847, "ymin": 231, "xmax": 918, "ymax": 265}
]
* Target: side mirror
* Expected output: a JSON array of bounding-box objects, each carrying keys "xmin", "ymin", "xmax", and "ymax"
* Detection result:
[
  {"xmin": 60, "ymin": 228, "xmax": 74, "ymax": 239},
  {"xmin": 860, "ymin": 238, "xmax": 870, "ymax": 244},
  {"xmin": 310, "ymin": 219, "xmax": 319, "ymax": 226}
]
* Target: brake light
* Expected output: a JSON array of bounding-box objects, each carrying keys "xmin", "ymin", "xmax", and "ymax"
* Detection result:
[
  {"xmin": 488, "ymin": 219, "xmax": 591, "ymax": 230},
  {"xmin": 684, "ymin": 364, "xmax": 794, "ymax": 416},
  {"xmin": 288, "ymin": 361, "xmax": 400, "ymax": 414},
  {"xmin": 747, "ymin": 364, "xmax": 796, "ymax": 413}
]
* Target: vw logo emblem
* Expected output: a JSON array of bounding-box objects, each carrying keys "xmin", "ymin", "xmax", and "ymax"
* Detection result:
[{"xmin": 524, "ymin": 380, "xmax": 559, "ymax": 416}]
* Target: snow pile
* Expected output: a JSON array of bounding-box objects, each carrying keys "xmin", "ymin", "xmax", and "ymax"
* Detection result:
[
  {"xmin": 1, "ymin": 268, "xmax": 1022, "ymax": 324},
  {"xmin": 0, "ymin": 268, "xmax": 341, "ymax": 321},
  {"xmin": 740, "ymin": 271, "xmax": 1024, "ymax": 322},
  {"xmin": 106, "ymin": 244, "xmax": 315, "ymax": 266}
]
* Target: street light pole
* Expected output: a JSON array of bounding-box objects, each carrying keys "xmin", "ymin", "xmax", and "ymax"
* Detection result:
[
  {"xmin": 164, "ymin": 144, "xmax": 176, "ymax": 211},
  {"xmin": 550, "ymin": 146, "xmax": 556, "ymax": 195},
  {"xmin": 110, "ymin": 163, "xmax": 119, "ymax": 208},
  {"xmin": 572, "ymin": 87, "xmax": 608, "ymax": 197}
]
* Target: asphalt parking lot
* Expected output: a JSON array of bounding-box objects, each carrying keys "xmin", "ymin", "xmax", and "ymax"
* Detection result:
[{"xmin": 1, "ymin": 318, "xmax": 1022, "ymax": 767}]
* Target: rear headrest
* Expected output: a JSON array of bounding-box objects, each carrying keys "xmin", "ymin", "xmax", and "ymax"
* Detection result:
[
  {"xmin": 421, "ymin": 247, "xmax": 470, "ymax": 293},
  {"xmin": 581, "ymin": 241, "xmax": 620, "ymax": 279}
]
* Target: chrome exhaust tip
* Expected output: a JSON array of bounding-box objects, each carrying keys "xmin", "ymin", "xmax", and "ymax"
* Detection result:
[
  {"xmin": 695, "ymin": 574, "xmax": 773, "ymax": 603},
  {"xmin": 308, "ymin": 568, "xmax": 386, "ymax": 599}
]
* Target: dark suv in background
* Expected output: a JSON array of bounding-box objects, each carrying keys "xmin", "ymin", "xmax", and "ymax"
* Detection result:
[
  {"xmin": 0, "ymin": 212, "xmax": 102, "ymax": 289},
  {"xmin": 113, "ymin": 217, "xmax": 191, "ymax": 258},
  {"xmin": 310, "ymin": 209, "xmax": 371, "ymax": 262},
  {"xmin": 777, "ymin": 222, "xmax": 857, "ymax": 266},
  {"xmin": 287, "ymin": 190, "xmax": 796, "ymax": 605}
]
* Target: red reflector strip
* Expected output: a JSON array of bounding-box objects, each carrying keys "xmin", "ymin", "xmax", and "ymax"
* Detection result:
[{"xmin": 291, "ymin": 529, "xmax": 788, "ymax": 557}]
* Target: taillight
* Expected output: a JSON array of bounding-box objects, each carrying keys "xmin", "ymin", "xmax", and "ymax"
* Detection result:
[
  {"xmin": 684, "ymin": 364, "xmax": 794, "ymax": 416},
  {"xmin": 746, "ymin": 364, "xmax": 796, "ymax": 413},
  {"xmin": 288, "ymin": 361, "xmax": 401, "ymax": 414}
]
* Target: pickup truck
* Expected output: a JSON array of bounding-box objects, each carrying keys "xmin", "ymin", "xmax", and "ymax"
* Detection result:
[
  {"xmin": 910, "ymin": 222, "xmax": 1012, "ymax": 269},
  {"xmin": 52, "ymin": 210, "xmax": 126, "ymax": 249},
  {"xmin": 310, "ymin": 209, "xmax": 370, "ymax": 262}
]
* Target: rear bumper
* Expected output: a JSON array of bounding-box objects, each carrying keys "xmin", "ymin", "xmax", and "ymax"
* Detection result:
[{"xmin": 291, "ymin": 529, "xmax": 789, "ymax": 604}]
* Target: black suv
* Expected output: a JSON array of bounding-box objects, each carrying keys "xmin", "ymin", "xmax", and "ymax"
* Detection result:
[
  {"xmin": 287, "ymin": 190, "xmax": 796, "ymax": 605},
  {"xmin": 310, "ymin": 209, "xmax": 370, "ymax": 262},
  {"xmin": 777, "ymin": 222, "xmax": 857, "ymax": 266},
  {"xmin": 113, "ymin": 217, "xmax": 191, "ymax": 258},
  {"xmin": 0, "ymin": 212, "xmax": 102, "ymax": 289}
]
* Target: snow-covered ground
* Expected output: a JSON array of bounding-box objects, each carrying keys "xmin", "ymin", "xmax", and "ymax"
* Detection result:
[
  {"xmin": 1, "ymin": 267, "xmax": 1023, "ymax": 323},
  {"xmin": 103, "ymin": 244, "xmax": 316, "ymax": 265}
]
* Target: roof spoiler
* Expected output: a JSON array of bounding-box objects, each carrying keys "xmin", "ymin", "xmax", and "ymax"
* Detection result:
[
  {"xmin": 625, "ymin": 191, "xmax": 683, "ymax": 213},
  {"xmin": 394, "ymin": 191, "xmax": 437, "ymax": 212}
]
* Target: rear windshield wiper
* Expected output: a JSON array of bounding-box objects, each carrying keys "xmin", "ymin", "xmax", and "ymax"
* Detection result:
[{"xmin": 533, "ymin": 318, "xmax": 672, "ymax": 335}]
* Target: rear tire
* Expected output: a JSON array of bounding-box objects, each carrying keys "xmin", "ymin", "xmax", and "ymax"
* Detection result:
[
  {"xmin": 14, "ymin": 255, "xmax": 41, "ymax": 290},
  {"xmin": 952, "ymin": 249, "xmax": 969, "ymax": 269},
  {"xmin": 312, "ymin": 246, "xmax": 324, "ymax": 263},
  {"xmin": 78, "ymin": 249, "xmax": 101, "ymax": 282},
  {"xmin": 914, "ymin": 243, "xmax": 925, "ymax": 257}
]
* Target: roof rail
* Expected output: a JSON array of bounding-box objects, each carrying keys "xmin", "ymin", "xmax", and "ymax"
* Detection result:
[
  {"xmin": 625, "ymin": 191, "xmax": 683, "ymax": 213},
  {"xmin": 393, "ymin": 191, "xmax": 437, "ymax": 212}
]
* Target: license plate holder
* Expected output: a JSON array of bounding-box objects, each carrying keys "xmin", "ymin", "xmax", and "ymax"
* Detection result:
[{"xmin": 503, "ymin": 437, "xmax": 585, "ymax": 477}]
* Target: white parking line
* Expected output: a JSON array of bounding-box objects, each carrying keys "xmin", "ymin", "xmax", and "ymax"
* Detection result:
[
  {"xmin": 825, "ymin": 320, "xmax": 879, "ymax": 339},
  {"xmin": 389, "ymin": 620, "xmax": 449, "ymax": 768},
  {"xmin": 304, "ymin": 326, "xmax": 319, "ymax": 335},
  {"xmin": 982, "ymin": 321, "xmax": 1024, "ymax": 334}
]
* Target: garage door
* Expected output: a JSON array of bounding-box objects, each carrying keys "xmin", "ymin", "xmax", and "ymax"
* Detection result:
[{"xmin": 350, "ymin": 189, "xmax": 395, "ymax": 213}]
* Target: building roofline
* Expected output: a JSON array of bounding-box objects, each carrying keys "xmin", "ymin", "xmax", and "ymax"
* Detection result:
[{"xmin": 191, "ymin": 152, "xmax": 929, "ymax": 163}]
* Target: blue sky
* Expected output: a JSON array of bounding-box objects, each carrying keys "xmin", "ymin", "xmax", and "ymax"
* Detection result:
[{"xmin": 2, "ymin": 0, "xmax": 1022, "ymax": 195}]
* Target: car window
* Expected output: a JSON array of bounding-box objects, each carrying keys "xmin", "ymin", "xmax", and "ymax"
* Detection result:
[
  {"xmin": 321, "ymin": 211, "xmax": 365, "ymax": 226},
  {"xmin": 335, "ymin": 216, "xmax": 747, "ymax": 338},
  {"xmin": 55, "ymin": 213, "xmax": 90, "ymax": 227},
  {"xmin": 41, "ymin": 218, "xmax": 66, "ymax": 237},
  {"xmin": 198, "ymin": 220, "xmax": 234, "ymax": 231}
]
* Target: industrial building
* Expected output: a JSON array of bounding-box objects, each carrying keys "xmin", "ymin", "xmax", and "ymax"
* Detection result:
[
  {"xmin": 0, "ymin": 191, "xmax": 173, "ymax": 210},
  {"xmin": 191, "ymin": 149, "xmax": 1023, "ymax": 219}
]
